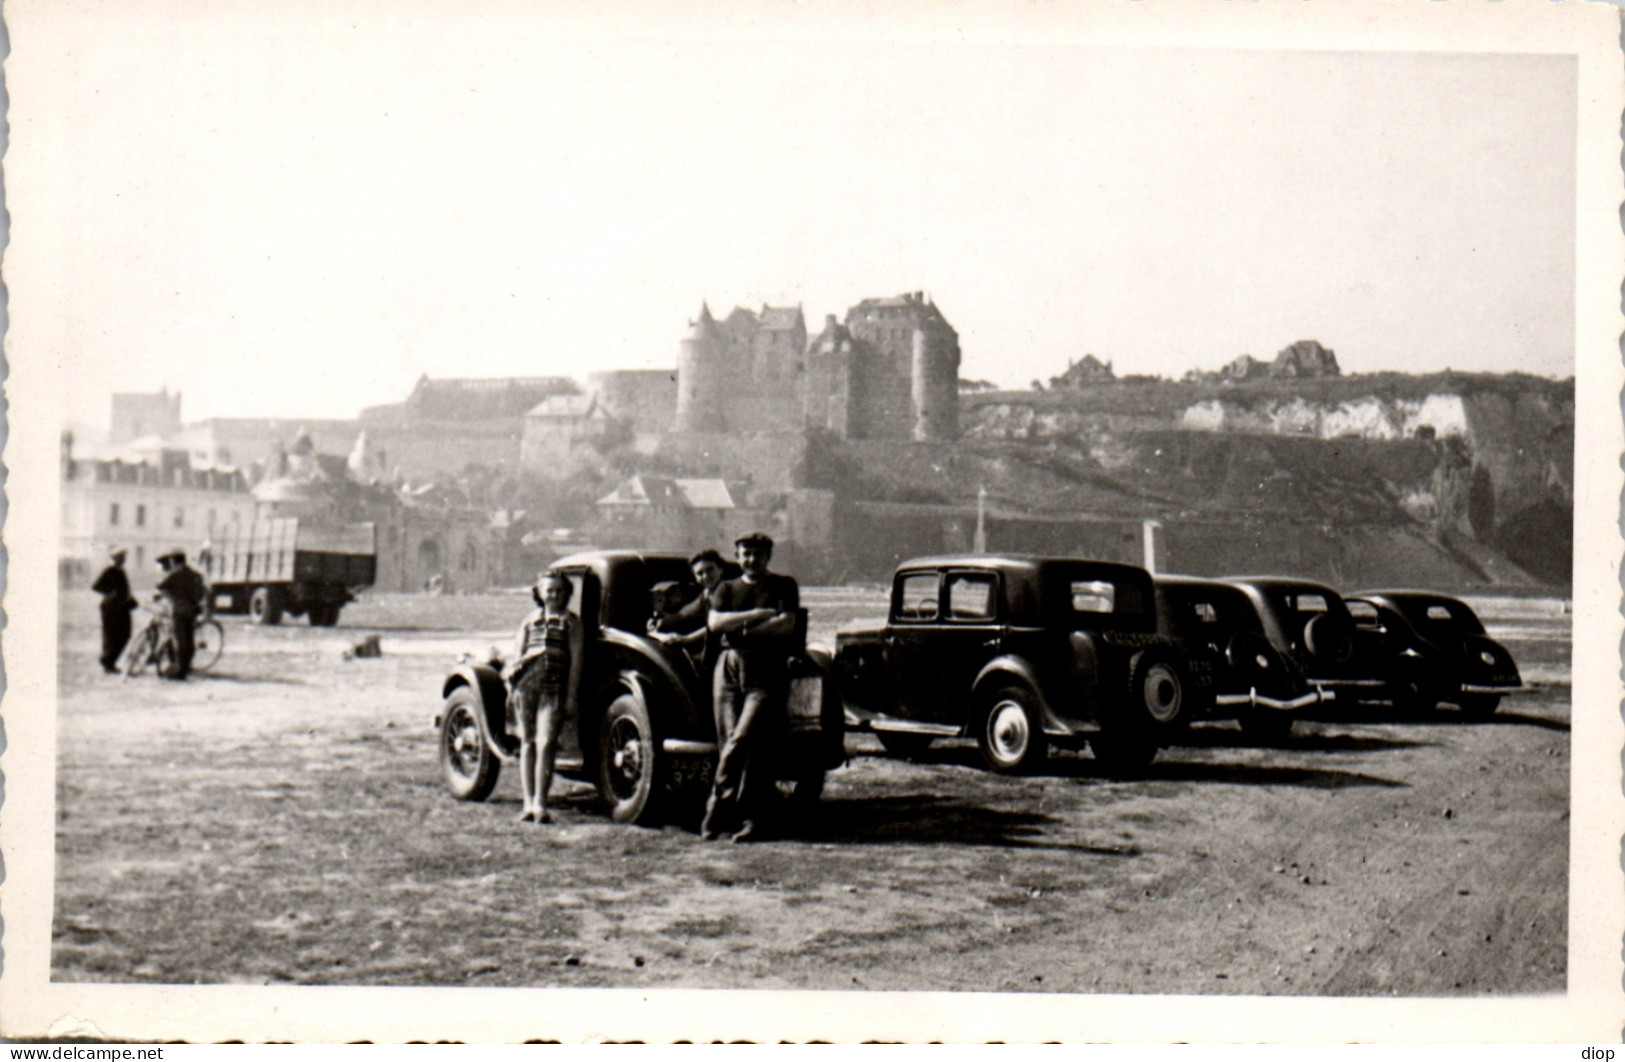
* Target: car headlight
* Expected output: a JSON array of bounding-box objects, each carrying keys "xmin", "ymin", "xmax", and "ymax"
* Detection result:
[
  {"xmin": 1480, "ymin": 650, "xmax": 1497, "ymax": 666},
  {"xmin": 1255, "ymin": 654, "xmax": 1271, "ymax": 670}
]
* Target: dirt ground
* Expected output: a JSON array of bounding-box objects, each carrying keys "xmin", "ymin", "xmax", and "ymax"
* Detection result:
[{"xmin": 51, "ymin": 588, "xmax": 1570, "ymax": 996}]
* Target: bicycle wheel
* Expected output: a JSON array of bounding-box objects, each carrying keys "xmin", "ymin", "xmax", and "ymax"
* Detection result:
[
  {"xmin": 194, "ymin": 619, "xmax": 225, "ymax": 672},
  {"xmin": 123, "ymin": 626, "xmax": 157, "ymax": 678}
]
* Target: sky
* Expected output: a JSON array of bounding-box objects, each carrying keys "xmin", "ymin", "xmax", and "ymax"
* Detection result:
[{"xmin": 10, "ymin": 2, "xmax": 1579, "ymax": 431}]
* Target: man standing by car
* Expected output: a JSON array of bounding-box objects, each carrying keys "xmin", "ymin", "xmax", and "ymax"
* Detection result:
[
  {"xmin": 701, "ymin": 532, "xmax": 800, "ymax": 843},
  {"xmin": 92, "ymin": 546, "xmax": 135, "ymax": 673},
  {"xmin": 156, "ymin": 548, "xmax": 207, "ymax": 680}
]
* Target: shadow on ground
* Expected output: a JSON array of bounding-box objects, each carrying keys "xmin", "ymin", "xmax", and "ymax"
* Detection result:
[{"xmin": 852, "ymin": 744, "xmax": 1409, "ymax": 790}]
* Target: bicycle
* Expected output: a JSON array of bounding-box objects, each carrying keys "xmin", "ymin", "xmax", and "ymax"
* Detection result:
[{"xmin": 122, "ymin": 605, "xmax": 224, "ymax": 677}]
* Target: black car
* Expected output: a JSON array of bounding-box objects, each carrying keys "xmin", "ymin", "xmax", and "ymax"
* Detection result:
[
  {"xmin": 1153, "ymin": 575, "xmax": 1332, "ymax": 740},
  {"xmin": 832, "ymin": 555, "xmax": 1192, "ymax": 774},
  {"xmin": 435, "ymin": 550, "xmax": 845, "ymax": 826},
  {"xmin": 1219, "ymin": 577, "xmax": 1388, "ymax": 706},
  {"xmin": 1344, "ymin": 590, "xmax": 1524, "ymax": 716}
]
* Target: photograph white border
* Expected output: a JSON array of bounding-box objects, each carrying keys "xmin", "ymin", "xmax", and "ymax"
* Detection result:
[{"xmin": 2, "ymin": 0, "xmax": 1620, "ymax": 1043}]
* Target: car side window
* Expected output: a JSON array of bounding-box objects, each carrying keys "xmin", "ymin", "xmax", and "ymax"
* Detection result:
[
  {"xmin": 555, "ymin": 569, "xmax": 590, "ymax": 626},
  {"xmin": 1291, "ymin": 593, "xmax": 1329, "ymax": 614},
  {"xmin": 895, "ymin": 572, "xmax": 941, "ymax": 622},
  {"xmin": 1425, "ymin": 605, "xmax": 1453, "ymax": 623},
  {"xmin": 945, "ymin": 572, "xmax": 998, "ymax": 621}
]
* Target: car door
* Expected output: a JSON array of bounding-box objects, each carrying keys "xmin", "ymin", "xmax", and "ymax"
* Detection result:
[
  {"xmin": 548, "ymin": 564, "xmax": 594, "ymax": 765},
  {"xmin": 887, "ymin": 568, "xmax": 1003, "ymax": 724},
  {"xmin": 882, "ymin": 568, "xmax": 948, "ymax": 723},
  {"xmin": 934, "ymin": 568, "xmax": 1005, "ymax": 719}
]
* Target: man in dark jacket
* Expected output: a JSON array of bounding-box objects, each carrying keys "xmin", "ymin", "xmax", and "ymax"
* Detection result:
[
  {"xmin": 156, "ymin": 549, "xmax": 208, "ymax": 679},
  {"xmin": 701, "ymin": 532, "xmax": 800, "ymax": 842},
  {"xmin": 92, "ymin": 547, "xmax": 134, "ymax": 673}
]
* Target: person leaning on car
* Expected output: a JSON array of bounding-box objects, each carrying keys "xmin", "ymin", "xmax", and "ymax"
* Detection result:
[
  {"xmin": 700, "ymin": 532, "xmax": 799, "ymax": 843},
  {"xmin": 504, "ymin": 572, "xmax": 585, "ymax": 825},
  {"xmin": 650, "ymin": 549, "xmax": 729, "ymax": 673}
]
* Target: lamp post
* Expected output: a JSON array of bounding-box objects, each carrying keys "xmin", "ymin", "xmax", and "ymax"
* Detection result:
[{"xmin": 974, "ymin": 484, "xmax": 988, "ymax": 554}]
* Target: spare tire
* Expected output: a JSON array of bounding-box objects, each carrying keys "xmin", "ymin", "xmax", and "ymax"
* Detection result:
[{"xmin": 1303, "ymin": 613, "xmax": 1354, "ymax": 665}]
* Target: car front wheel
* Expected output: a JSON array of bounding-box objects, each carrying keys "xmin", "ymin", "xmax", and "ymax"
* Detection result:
[
  {"xmin": 440, "ymin": 685, "xmax": 500, "ymax": 801},
  {"xmin": 977, "ymin": 685, "xmax": 1047, "ymax": 774},
  {"xmin": 596, "ymin": 692, "xmax": 669, "ymax": 826}
]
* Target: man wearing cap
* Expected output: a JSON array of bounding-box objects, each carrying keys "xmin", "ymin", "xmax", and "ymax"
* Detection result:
[
  {"xmin": 156, "ymin": 549, "xmax": 208, "ymax": 680},
  {"xmin": 92, "ymin": 547, "xmax": 135, "ymax": 673},
  {"xmin": 701, "ymin": 532, "xmax": 800, "ymax": 842}
]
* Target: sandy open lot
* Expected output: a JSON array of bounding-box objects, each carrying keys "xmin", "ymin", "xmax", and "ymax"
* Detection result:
[{"xmin": 52, "ymin": 588, "xmax": 1569, "ymax": 996}]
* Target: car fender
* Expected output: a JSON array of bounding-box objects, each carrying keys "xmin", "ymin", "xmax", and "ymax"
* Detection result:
[
  {"xmin": 792, "ymin": 648, "xmax": 848, "ymax": 769},
  {"xmin": 598, "ymin": 628, "xmax": 709, "ymax": 736},
  {"xmin": 439, "ymin": 663, "xmax": 509, "ymax": 757},
  {"xmin": 972, "ymin": 654, "xmax": 1069, "ymax": 737}
]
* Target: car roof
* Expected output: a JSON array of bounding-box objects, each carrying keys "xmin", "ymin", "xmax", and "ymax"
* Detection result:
[
  {"xmin": 1349, "ymin": 588, "xmax": 1457, "ymax": 602},
  {"xmin": 1154, "ymin": 574, "xmax": 1228, "ymax": 588},
  {"xmin": 1223, "ymin": 576, "xmax": 1343, "ymax": 595},
  {"xmin": 896, "ymin": 554, "xmax": 1150, "ymax": 579},
  {"xmin": 551, "ymin": 549, "xmax": 691, "ymax": 569}
]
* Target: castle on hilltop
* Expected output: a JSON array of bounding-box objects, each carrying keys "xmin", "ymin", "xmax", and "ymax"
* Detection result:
[{"xmin": 674, "ymin": 291, "xmax": 960, "ymax": 441}]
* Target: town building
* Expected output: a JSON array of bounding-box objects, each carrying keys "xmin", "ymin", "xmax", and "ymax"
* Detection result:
[
  {"xmin": 520, "ymin": 393, "xmax": 621, "ymax": 473},
  {"xmin": 60, "ymin": 432, "xmax": 256, "ymax": 589},
  {"xmin": 594, "ymin": 474, "xmax": 748, "ymax": 554},
  {"xmin": 1049, "ymin": 355, "xmax": 1116, "ymax": 389}
]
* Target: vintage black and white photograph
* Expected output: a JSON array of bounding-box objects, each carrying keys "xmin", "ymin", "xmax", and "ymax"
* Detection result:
[{"xmin": 3, "ymin": 0, "xmax": 1621, "ymax": 1044}]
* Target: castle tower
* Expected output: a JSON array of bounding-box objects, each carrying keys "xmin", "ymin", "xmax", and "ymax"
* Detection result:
[
  {"xmin": 844, "ymin": 291, "xmax": 961, "ymax": 441},
  {"xmin": 675, "ymin": 302, "xmax": 728, "ymax": 433},
  {"xmin": 911, "ymin": 315, "xmax": 961, "ymax": 441}
]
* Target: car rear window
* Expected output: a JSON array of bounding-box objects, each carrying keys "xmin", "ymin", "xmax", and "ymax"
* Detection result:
[
  {"xmin": 1346, "ymin": 600, "xmax": 1380, "ymax": 626},
  {"xmin": 1290, "ymin": 593, "xmax": 1329, "ymax": 614},
  {"xmin": 1048, "ymin": 573, "xmax": 1150, "ymax": 626},
  {"xmin": 1160, "ymin": 584, "xmax": 1262, "ymax": 632},
  {"xmin": 1071, "ymin": 580, "xmax": 1116, "ymax": 613},
  {"xmin": 1400, "ymin": 598, "xmax": 1484, "ymax": 633}
]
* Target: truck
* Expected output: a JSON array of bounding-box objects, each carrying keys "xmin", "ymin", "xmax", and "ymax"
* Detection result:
[{"xmin": 203, "ymin": 517, "xmax": 377, "ymax": 626}]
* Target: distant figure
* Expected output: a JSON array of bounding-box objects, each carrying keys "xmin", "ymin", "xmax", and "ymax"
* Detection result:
[
  {"xmin": 92, "ymin": 546, "xmax": 135, "ymax": 673},
  {"xmin": 503, "ymin": 572, "xmax": 584, "ymax": 825},
  {"xmin": 702, "ymin": 533, "xmax": 800, "ymax": 843},
  {"xmin": 155, "ymin": 549, "xmax": 207, "ymax": 680}
]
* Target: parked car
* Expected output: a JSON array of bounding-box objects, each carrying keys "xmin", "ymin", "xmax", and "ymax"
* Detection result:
[
  {"xmin": 1343, "ymin": 590, "xmax": 1524, "ymax": 716},
  {"xmin": 434, "ymin": 550, "xmax": 846, "ymax": 826},
  {"xmin": 1153, "ymin": 575, "xmax": 1332, "ymax": 741},
  {"xmin": 832, "ymin": 555, "xmax": 1192, "ymax": 774},
  {"xmin": 1219, "ymin": 577, "xmax": 1388, "ymax": 706}
]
